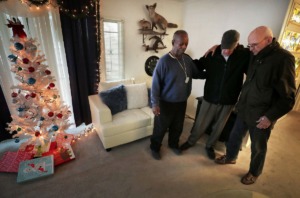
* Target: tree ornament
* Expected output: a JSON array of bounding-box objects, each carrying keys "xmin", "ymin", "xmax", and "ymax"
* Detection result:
[
  {"xmin": 24, "ymin": 41, "xmax": 37, "ymax": 56},
  {"xmin": 18, "ymin": 67, "xmax": 23, "ymax": 71},
  {"xmin": 8, "ymin": 54, "xmax": 17, "ymax": 62},
  {"xmin": 14, "ymin": 138, "xmax": 20, "ymax": 143},
  {"xmin": 27, "ymin": 77, "xmax": 36, "ymax": 85},
  {"xmin": 45, "ymin": 70, "xmax": 51, "ymax": 75},
  {"xmin": 17, "ymin": 107, "xmax": 25, "ymax": 112},
  {"xmin": 52, "ymin": 125, "xmax": 59, "ymax": 131},
  {"xmin": 25, "ymin": 94, "xmax": 31, "ymax": 99},
  {"xmin": 48, "ymin": 112, "xmax": 54, "ymax": 117},
  {"xmin": 11, "ymin": 92, "xmax": 18, "ymax": 97},
  {"xmin": 35, "ymin": 131, "xmax": 41, "ymax": 137},
  {"xmin": 28, "ymin": 67, "xmax": 35, "ymax": 72},
  {"xmin": 49, "ymin": 83, "xmax": 55, "ymax": 88},
  {"xmin": 57, "ymin": 113, "xmax": 63, "ymax": 119},
  {"xmin": 14, "ymin": 42, "xmax": 24, "ymax": 50},
  {"xmin": 17, "ymin": 127, "xmax": 22, "ymax": 131},
  {"xmin": 40, "ymin": 117, "xmax": 45, "ymax": 121},
  {"xmin": 6, "ymin": 18, "xmax": 27, "ymax": 38},
  {"xmin": 31, "ymin": 93, "xmax": 37, "ymax": 98},
  {"xmin": 22, "ymin": 58, "xmax": 29, "ymax": 64}
]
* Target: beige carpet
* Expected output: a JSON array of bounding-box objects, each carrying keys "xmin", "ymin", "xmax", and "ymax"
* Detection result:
[{"xmin": 0, "ymin": 111, "xmax": 300, "ymax": 198}]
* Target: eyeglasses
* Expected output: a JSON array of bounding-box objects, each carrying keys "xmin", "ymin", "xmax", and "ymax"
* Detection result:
[{"xmin": 247, "ymin": 38, "xmax": 266, "ymax": 48}]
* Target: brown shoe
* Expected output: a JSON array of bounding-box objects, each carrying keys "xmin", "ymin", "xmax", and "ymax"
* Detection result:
[
  {"xmin": 241, "ymin": 172, "xmax": 258, "ymax": 185},
  {"xmin": 215, "ymin": 155, "xmax": 236, "ymax": 164}
]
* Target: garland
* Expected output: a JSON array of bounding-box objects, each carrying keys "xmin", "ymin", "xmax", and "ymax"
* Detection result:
[{"xmin": 18, "ymin": 0, "xmax": 97, "ymax": 19}]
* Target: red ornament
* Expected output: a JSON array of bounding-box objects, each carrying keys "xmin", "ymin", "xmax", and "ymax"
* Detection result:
[
  {"xmin": 56, "ymin": 113, "xmax": 63, "ymax": 119},
  {"xmin": 22, "ymin": 58, "xmax": 29, "ymax": 64},
  {"xmin": 45, "ymin": 70, "xmax": 51, "ymax": 75},
  {"xmin": 49, "ymin": 83, "xmax": 55, "ymax": 88},
  {"xmin": 31, "ymin": 93, "xmax": 36, "ymax": 98},
  {"xmin": 11, "ymin": 92, "xmax": 18, "ymax": 97},
  {"xmin": 48, "ymin": 112, "xmax": 54, "ymax": 117},
  {"xmin": 28, "ymin": 67, "xmax": 35, "ymax": 72},
  {"xmin": 25, "ymin": 94, "xmax": 30, "ymax": 99},
  {"xmin": 35, "ymin": 131, "xmax": 40, "ymax": 137}
]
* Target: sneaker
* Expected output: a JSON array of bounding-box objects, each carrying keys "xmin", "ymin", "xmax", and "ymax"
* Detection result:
[
  {"xmin": 151, "ymin": 150, "xmax": 161, "ymax": 160},
  {"xmin": 215, "ymin": 155, "xmax": 236, "ymax": 164},
  {"xmin": 205, "ymin": 147, "xmax": 216, "ymax": 160},
  {"xmin": 241, "ymin": 172, "xmax": 258, "ymax": 185},
  {"xmin": 169, "ymin": 147, "xmax": 182, "ymax": 155},
  {"xmin": 179, "ymin": 142, "xmax": 193, "ymax": 151}
]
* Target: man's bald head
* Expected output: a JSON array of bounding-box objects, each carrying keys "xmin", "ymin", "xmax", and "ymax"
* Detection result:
[{"xmin": 248, "ymin": 26, "xmax": 273, "ymax": 55}]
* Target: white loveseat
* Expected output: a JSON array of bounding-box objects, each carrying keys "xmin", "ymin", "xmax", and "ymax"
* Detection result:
[{"xmin": 88, "ymin": 79, "xmax": 154, "ymax": 151}]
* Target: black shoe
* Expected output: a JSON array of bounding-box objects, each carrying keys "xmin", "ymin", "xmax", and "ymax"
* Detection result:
[
  {"xmin": 215, "ymin": 155, "xmax": 236, "ymax": 164},
  {"xmin": 169, "ymin": 147, "xmax": 182, "ymax": 155},
  {"xmin": 151, "ymin": 150, "xmax": 161, "ymax": 160},
  {"xmin": 179, "ymin": 142, "xmax": 193, "ymax": 151},
  {"xmin": 205, "ymin": 147, "xmax": 216, "ymax": 160}
]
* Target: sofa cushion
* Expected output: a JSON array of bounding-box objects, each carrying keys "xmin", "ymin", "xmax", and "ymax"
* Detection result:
[
  {"xmin": 125, "ymin": 83, "xmax": 148, "ymax": 109},
  {"xmin": 98, "ymin": 79, "xmax": 133, "ymax": 92},
  {"xmin": 99, "ymin": 85, "xmax": 127, "ymax": 115},
  {"xmin": 101, "ymin": 109, "xmax": 151, "ymax": 137}
]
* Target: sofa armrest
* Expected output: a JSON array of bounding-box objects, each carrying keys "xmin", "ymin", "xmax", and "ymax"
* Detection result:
[{"xmin": 88, "ymin": 94, "xmax": 112, "ymax": 124}]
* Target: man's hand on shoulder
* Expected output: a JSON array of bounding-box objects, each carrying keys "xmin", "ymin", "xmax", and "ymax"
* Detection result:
[{"xmin": 204, "ymin": 44, "xmax": 219, "ymax": 57}]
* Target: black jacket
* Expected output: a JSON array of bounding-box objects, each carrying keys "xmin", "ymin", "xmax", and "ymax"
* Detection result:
[
  {"xmin": 237, "ymin": 39, "xmax": 296, "ymax": 126},
  {"xmin": 194, "ymin": 45, "xmax": 250, "ymax": 105}
]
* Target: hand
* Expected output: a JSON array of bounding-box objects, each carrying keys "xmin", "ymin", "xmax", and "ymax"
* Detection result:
[
  {"xmin": 204, "ymin": 45, "xmax": 219, "ymax": 57},
  {"xmin": 256, "ymin": 116, "xmax": 271, "ymax": 129},
  {"xmin": 152, "ymin": 106, "xmax": 160, "ymax": 116}
]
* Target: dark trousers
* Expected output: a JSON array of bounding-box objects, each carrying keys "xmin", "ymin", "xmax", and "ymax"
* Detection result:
[
  {"xmin": 150, "ymin": 100, "xmax": 187, "ymax": 152},
  {"xmin": 226, "ymin": 116, "xmax": 271, "ymax": 176}
]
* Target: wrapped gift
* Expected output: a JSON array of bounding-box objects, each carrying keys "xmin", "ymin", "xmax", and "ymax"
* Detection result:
[
  {"xmin": 42, "ymin": 143, "xmax": 75, "ymax": 166},
  {"xmin": 17, "ymin": 155, "xmax": 54, "ymax": 183},
  {"xmin": 55, "ymin": 133, "xmax": 74, "ymax": 147},
  {"xmin": 0, "ymin": 151, "xmax": 33, "ymax": 173}
]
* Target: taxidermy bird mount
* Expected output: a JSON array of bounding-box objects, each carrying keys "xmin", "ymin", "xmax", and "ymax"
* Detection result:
[{"xmin": 146, "ymin": 3, "xmax": 178, "ymax": 31}]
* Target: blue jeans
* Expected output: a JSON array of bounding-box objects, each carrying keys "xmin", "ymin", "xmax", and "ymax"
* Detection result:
[{"xmin": 226, "ymin": 116, "xmax": 271, "ymax": 177}]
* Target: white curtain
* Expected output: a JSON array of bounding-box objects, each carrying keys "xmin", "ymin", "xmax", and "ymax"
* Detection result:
[{"xmin": 0, "ymin": 1, "xmax": 75, "ymax": 127}]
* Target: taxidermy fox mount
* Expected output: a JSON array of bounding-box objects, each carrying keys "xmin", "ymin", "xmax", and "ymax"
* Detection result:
[{"xmin": 146, "ymin": 3, "xmax": 178, "ymax": 31}]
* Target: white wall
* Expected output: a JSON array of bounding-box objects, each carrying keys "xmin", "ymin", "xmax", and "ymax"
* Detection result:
[
  {"xmin": 102, "ymin": 0, "xmax": 184, "ymax": 86},
  {"xmin": 102, "ymin": 0, "xmax": 291, "ymax": 117},
  {"xmin": 182, "ymin": 0, "xmax": 291, "ymax": 117}
]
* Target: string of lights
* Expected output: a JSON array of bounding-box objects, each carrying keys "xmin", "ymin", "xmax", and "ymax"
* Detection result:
[{"xmin": 18, "ymin": 0, "xmax": 97, "ymax": 19}]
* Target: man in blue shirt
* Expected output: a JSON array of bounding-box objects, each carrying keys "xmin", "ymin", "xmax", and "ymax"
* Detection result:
[{"xmin": 150, "ymin": 30, "xmax": 199, "ymax": 160}]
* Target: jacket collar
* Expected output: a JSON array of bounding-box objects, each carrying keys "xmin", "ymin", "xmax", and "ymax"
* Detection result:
[{"xmin": 253, "ymin": 38, "xmax": 280, "ymax": 60}]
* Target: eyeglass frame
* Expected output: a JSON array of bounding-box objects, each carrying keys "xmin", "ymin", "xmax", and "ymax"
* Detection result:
[{"xmin": 247, "ymin": 38, "xmax": 267, "ymax": 48}]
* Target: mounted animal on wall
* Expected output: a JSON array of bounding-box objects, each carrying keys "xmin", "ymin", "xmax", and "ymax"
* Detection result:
[
  {"xmin": 144, "ymin": 35, "xmax": 166, "ymax": 53},
  {"xmin": 138, "ymin": 19, "xmax": 152, "ymax": 30},
  {"xmin": 145, "ymin": 3, "xmax": 178, "ymax": 31}
]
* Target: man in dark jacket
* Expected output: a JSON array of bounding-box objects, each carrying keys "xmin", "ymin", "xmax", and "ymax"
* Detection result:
[
  {"xmin": 180, "ymin": 30, "xmax": 250, "ymax": 159},
  {"xmin": 215, "ymin": 26, "xmax": 296, "ymax": 185}
]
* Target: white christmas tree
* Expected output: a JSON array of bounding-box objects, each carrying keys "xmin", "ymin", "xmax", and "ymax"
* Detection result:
[{"xmin": 5, "ymin": 18, "xmax": 72, "ymax": 149}]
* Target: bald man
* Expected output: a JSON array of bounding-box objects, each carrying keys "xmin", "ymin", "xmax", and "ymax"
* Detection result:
[{"xmin": 215, "ymin": 26, "xmax": 296, "ymax": 185}]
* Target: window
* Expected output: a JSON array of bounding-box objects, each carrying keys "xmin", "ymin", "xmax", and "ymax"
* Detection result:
[{"xmin": 103, "ymin": 20, "xmax": 124, "ymax": 81}]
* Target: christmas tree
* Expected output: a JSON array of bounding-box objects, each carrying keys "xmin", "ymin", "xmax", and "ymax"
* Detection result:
[{"xmin": 5, "ymin": 18, "xmax": 72, "ymax": 151}]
